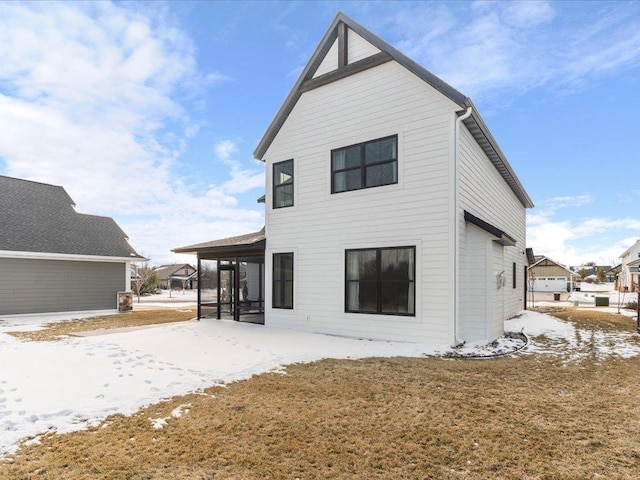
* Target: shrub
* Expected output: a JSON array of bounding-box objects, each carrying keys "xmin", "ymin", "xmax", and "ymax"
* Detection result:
[{"xmin": 625, "ymin": 301, "xmax": 638, "ymax": 311}]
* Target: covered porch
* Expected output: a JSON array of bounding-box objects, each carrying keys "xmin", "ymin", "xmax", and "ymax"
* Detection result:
[{"xmin": 173, "ymin": 229, "xmax": 266, "ymax": 324}]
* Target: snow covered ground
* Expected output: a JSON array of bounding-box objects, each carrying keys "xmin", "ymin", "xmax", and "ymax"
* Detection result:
[{"xmin": 1, "ymin": 309, "xmax": 639, "ymax": 456}]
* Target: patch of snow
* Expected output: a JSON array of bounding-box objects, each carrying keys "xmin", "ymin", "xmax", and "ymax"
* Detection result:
[{"xmin": 149, "ymin": 418, "xmax": 167, "ymax": 430}]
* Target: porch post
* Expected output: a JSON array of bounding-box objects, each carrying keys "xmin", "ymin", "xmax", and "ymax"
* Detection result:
[
  {"xmin": 259, "ymin": 260, "xmax": 264, "ymax": 312},
  {"xmin": 197, "ymin": 255, "xmax": 202, "ymax": 320},
  {"xmin": 216, "ymin": 259, "xmax": 221, "ymax": 320},
  {"xmin": 234, "ymin": 256, "xmax": 240, "ymax": 321}
]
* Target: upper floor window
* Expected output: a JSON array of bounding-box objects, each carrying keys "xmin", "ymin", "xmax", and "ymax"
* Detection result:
[
  {"xmin": 331, "ymin": 135, "xmax": 397, "ymax": 193},
  {"xmin": 273, "ymin": 159, "xmax": 293, "ymax": 208}
]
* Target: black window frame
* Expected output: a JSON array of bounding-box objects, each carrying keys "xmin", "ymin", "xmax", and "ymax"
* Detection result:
[
  {"xmin": 345, "ymin": 246, "xmax": 415, "ymax": 316},
  {"xmin": 513, "ymin": 262, "xmax": 517, "ymax": 289},
  {"xmin": 272, "ymin": 252, "xmax": 294, "ymax": 309},
  {"xmin": 273, "ymin": 159, "xmax": 294, "ymax": 209},
  {"xmin": 331, "ymin": 135, "xmax": 398, "ymax": 194}
]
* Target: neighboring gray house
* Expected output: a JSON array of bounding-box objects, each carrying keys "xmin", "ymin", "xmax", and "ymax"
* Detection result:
[
  {"xmin": 176, "ymin": 12, "xmax": 533, "ymax": 345},
  {"xmin": 0, "ymin": 176, "xmax": 142, "ymax": 315}
]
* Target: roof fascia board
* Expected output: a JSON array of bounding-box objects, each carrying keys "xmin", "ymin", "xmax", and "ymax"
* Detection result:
[
  {"xmin": 462, "ymin": 99, "xmax": 534, "ymax": 208},
  {"xmin": 0, "ymin": 250, "xmax": 140, "ymax": 263},
  {"xmin": 173, "ymin": 239, "xmax": 266, "ymax": 255},
  {"xmin": 253, "ymin": 15, "xmax": 342, "ymax": 160}
]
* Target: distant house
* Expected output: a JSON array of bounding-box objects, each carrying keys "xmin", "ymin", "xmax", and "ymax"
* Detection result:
[
  {"xmin": 620, "ymin": 239, "xmax": 640, "ymax": 292},
  {"xmin": 627, "ymin": 258, "xmax": 640, "ymax": 292},
  {"xmin": 0, "ymin": 176, "xmax": 142, "ymax": 315},
  {"xmin": 175, "ymin": 12, "xmax": 533, "ymax": 345},
  {"xmin": 605, "ymin": 264, "xmax": 622, "ymax": 285},
  {"xmin": 155, "ymin": 264, "xmax": 197, "ymax": 290},
  {"xmin": 529, "ymin": 256, "xmax": 578, "ymax": 292}
]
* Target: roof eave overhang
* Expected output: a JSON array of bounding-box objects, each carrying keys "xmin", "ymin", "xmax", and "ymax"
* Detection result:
[
  {"xmin": 460, "ymin": 100, "xmax": 534, "ymax": 209},
  {"xmin": 173, "ymin": 239, "xmax": 266, "ymax": 257},
  {"xmin": 0, "ymin": 250, "xmax": 143, "ymax": 263},
  {"xmin": 464, "ymin": 211, "xmax": 517, "ymax": 247}
]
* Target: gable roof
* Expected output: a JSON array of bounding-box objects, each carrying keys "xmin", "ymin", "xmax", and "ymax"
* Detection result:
[
  {"xmin": 620, "ymin": 238, "xmax": 640, "ymax": 258},
  {"xmin": 253, "ymin": 11, "xmax": 533, "ymax": 209},
  {"xmin": 529, "ymin": 256, "xmax": 578, "ymax": 276},
  {"xmin": 155, "ymin": 263, "xmax": 195, "ymax": 281},
  {"xmin": 0, "ymin": 175, "xmax": 142, "ymax": 259}
]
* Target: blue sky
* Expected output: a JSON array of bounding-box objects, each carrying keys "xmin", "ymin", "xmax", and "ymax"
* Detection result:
[{"xmin": 1, "ymin": 1, "xmax": 639, "ymax": 267}]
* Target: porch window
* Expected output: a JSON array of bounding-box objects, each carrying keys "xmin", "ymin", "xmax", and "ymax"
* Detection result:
[
  {"xmin": 331, "ymin": 135, "xmax": 397, "ymax": 193},
  {"xmin": 273, "ymin": 159, "xmax": 293, "ymax": 208},
  {"xmin": 273, "ymin": 253, "xmax": 294, "ymax": 309},
  {"xmin": 345, "ymin": 246, "xmax": 415, "ymax": 315}
]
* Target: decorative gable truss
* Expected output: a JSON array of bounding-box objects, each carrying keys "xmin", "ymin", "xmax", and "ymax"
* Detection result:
[{"xmin": 254, "ymin": 12, "xmax": 534, "ymax": 210}]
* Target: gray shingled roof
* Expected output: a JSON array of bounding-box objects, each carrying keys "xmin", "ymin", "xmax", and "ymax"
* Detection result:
[
  {"xmin": 155, "ymin": 263, "xmax": 195, "ymax": 281},
  {"xmin": 253, "ymin": 11, "xmax": 534, "ymax": 209},
  {"xmin": 172, "ymin": 228, "xmax": 265, "ymax": 254},
  {"xmin": 0, "ymin": 176, "xmax": 143, "ymax": 258}
]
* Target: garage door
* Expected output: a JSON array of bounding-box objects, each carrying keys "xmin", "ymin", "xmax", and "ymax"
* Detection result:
[
  {"xmin": 0, "ymin": 258, "xmax": 125, "ymax": 315},
  {"xmin": 532, "ymin": 277, "xmax": 567, "ymax": 292}
]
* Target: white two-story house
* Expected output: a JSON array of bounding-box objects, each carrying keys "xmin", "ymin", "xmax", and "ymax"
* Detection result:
[
  {"xmin": 254, "ymin": 12, "xmax": 533, "ymax": 345},
  {"xmin": 176, "ymin": 12, "xmax": 533, "ymax": 346}
]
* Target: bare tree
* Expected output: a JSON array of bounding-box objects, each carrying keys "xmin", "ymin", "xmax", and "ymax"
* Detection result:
[{"xmin": 132, "ymin": 257, "xmax": 158, "ymax": 304}]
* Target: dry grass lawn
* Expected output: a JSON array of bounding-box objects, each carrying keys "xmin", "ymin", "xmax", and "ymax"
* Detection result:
[
  {"xmin": 6, "ymin": 309, "xmax": 196, "ymax": 342},
  {"xmin": 2, "ymin": 308, "xmax": 640, "ymax": 479}
]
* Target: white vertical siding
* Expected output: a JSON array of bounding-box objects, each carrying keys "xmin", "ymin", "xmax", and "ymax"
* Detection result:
[
  {"xmin": 264, "ymin": 61, "xmax": 460, "ymax": 344},
  {"xmin": 458, "ymin": 123, "xmax": 527, "ymax": 333}
]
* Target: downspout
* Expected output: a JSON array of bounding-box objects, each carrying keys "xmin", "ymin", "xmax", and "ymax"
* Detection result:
[{"xmin": 453, "ymin": 104, "xmax": 473, "ymax": 345}]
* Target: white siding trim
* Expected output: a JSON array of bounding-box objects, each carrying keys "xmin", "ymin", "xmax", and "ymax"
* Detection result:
[{"xmin": 0, "ymin": 250, "xmax": 138, "ymax": 263}]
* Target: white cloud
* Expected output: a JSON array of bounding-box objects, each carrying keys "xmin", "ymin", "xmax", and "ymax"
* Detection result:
[
  {"xmin": 0, "ymin": 2, "xmax": 263, "ymax": 265},
  {"xmin": 527, "ymin": 193, "xmax": 640, "ymax": 266},
  {"xmin": 213, "ymin": 139, "xmax": 265, "ymax": 195},
  {"xmin": 389, "ymin": 1, "xmax": 640, "ymax": 102}
]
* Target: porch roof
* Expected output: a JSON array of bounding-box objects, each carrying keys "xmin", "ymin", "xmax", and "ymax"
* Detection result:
[{"xmin": 172, "ymin": 228, "xmax": 265, "ymax": 259}]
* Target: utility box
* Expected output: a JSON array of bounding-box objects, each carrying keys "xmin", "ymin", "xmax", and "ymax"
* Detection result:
[
  {"xmin": 118, "ymin": 291, "xmax": 133, "ymax": 312},
  {"xmin": 595, "ymin": 297, "xmax": 610, "ymax": 307}
]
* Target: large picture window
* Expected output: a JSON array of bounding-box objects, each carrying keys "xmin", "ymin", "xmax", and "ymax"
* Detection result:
[
  {"xmin": 273, "ymin": 253, "xmax": 294, "ymax": 309},
  {"xmin": 273, "ymin": 159, "xmax": 293, "ymax": 208},
  {"xmin": 345, "ymin": 246, "xmax": 415, "ymax": 315},
  {"xmin": 331, "ymin": 135, "xmax": 397, "ymax": 193}
]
